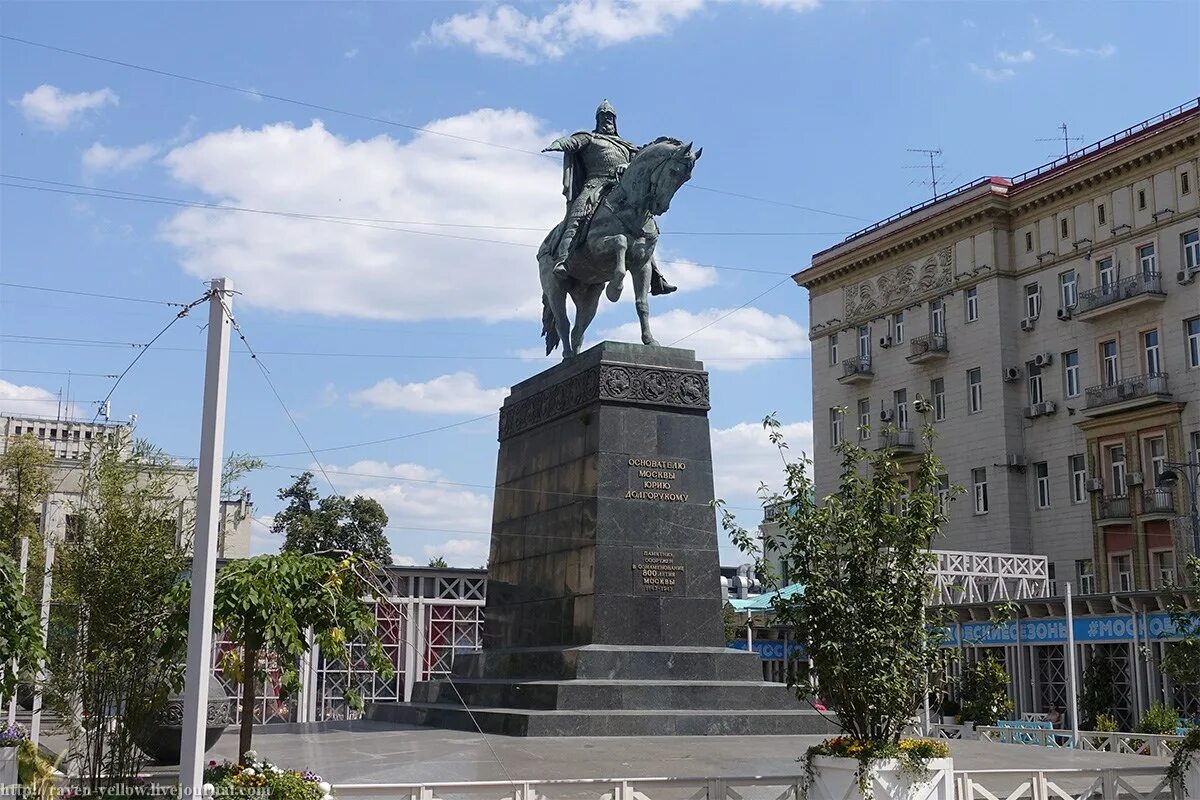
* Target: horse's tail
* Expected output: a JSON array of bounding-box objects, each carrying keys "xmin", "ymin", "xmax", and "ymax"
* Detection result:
[{"xmin": 541, "ymin": 293, "xmax": 560, "ymax": 355}]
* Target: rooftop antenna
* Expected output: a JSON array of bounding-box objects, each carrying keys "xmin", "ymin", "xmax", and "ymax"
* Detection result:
[
  {"xmin": 1037, "ymin": 123, "xmax": 1083, "ymax": 159},
  {"xmin": 905, "ymin": 148, "xmax": 944, "ymax": 200}
]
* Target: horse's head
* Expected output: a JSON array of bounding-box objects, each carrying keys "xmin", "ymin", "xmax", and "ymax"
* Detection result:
[{"xmin": 624, "ymin": 138, "xmax": 702, "ymax": 216}]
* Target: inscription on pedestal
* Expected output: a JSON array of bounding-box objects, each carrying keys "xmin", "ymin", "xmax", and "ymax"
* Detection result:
[
  {"xmin": 632, "ymin": 549, "xmax": 685, "ymax": 593},
  {"xmin": 624, "ymin": 456, "xmax": 689, "ymax": 502}
]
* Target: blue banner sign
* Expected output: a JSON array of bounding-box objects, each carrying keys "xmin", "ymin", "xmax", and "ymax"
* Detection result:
[
  {"xmin": 941, "ymin": 611, "xmax": 1195, "ymax": 648},
  {"xmin": 728, "ymin": 639, "xmax": 807, "ymax": 660}
]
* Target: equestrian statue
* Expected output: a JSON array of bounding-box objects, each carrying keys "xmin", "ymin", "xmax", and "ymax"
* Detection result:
[{"xmin": 538, "ymin": 100, "xmax": 700, "ymax": 358}]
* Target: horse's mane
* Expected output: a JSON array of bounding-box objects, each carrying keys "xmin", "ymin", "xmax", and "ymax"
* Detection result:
[{"xmin": 618, "ymin": 137, "xmax": 686, "ymax": 203}]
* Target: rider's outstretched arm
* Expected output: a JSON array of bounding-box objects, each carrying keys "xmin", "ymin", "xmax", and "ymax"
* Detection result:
[{"xmin": 543, "ymin": 133, "xmax": 590, "ymax": 153}]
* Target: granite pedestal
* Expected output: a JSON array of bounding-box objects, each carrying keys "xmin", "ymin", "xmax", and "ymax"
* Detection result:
[{"xmin": 368, "ymin": 342, "xmax": 832, "ymax": 736}]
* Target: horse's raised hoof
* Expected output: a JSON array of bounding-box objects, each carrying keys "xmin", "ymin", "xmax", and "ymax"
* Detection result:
[
  {"xmin": 606, "ymin": 280, "xmax": 624, "ymax": 302},
  {"xmin": 642, "ymin": 337, "xmax": 660, "ymax": 347}
]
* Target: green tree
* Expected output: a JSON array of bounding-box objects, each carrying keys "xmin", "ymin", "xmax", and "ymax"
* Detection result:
[
  {"xmin": 48, "ymin": 437, "xmax": 188, "ymax": 791},
  {"xmin": 958, "ymin": 656, "xmax": 1013, "ymax": 726},
  {"xmin": 722, "ymin": 602, "xmax": 742, "ymax": 643},
  {"xmin": 0, "ymin": 434, "xmax": 53, "ymax": 561},
  {"xmin": 1162, "ymin": 555, "xmax": 1200, "ymax": 696},
  {"xmin": 1079, "ymin": 647, "xmax": 1121, "ymax": 728},
  {"xmin": 0, "ymin": 551, "xmax": 45, "ymax": 699},
  {"xmin": 273, "ymin": 472, "xmax": 392, "ymax": 563},
  {"xmin": 723, "ymin": 415, "xmax": 953, "ymax": 747},
  {"xmin": 427, "ymin": 555, "xmax": 448, "ymax": 568},
  {"xmin": 182, "ymin": 551, "xmax": 395, "ymax": 761}
]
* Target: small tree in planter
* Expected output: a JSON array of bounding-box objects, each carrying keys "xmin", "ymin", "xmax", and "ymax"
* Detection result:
[
  {"xmin": 957, "ymin": 656, "xmax": 1013, "ymax": 726},
  {"xmin": 724, "ymin": 416, "xmax": 954, "ymax": 799}
]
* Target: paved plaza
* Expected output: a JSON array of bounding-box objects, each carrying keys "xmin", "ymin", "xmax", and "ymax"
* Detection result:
[{"xmin": 192, "ymin": 721, "xmax": 1166, "ymax": 783}]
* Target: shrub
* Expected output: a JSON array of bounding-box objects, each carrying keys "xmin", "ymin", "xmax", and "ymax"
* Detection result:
[
  {"xmin": 204, "ymin": 752, "xmax": 333, "ymax": 800},
  {"xmin": 1138, "ymin": 702, "xmax": 1181, "ymax": 735},
  {"xmin": 958, "ymin": 657, "xmax": 1013, "ymax": 726}
]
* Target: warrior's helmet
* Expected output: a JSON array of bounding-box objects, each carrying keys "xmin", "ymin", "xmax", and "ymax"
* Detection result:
[{"xmin": 595, "ymin": 99, "xmax": 618, "ymax": 134}]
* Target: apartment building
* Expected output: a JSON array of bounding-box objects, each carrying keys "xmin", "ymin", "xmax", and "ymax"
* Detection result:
[
  {"xmin": 1, "ymin": 413, "xmax": 253, "ymax": 558},
  {"xmin": 794, "ymin": 99, "xmax": 1200, "ymax": 594}
]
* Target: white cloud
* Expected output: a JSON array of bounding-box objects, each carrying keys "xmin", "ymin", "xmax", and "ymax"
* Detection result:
[
  {"xmin": 82, "ymin": 142, "xmax": 159, "ymax": 174},
  {"xmin": 0, "ymin": 379, "xmax": 78, "ymax": 418},
  {"xmin": 425, "ymin": 0, "xmax": 817, "ymax": 62},
  {"xmin": 344, "ymin": 48, "xmax": 360, "ymax": 59},
  {"xmin": 323, "ymin": 459, "xmax": 494, "ymax": 565},
  {"xmin": 997, "ymin": 49, "xmax": 1035, "ymax": 65},
  {"xmin": 161, "ymin": 111, "xmax": 568, "ymax": 322},
  {"xmin": 423, "ymin": 537, "xmax": 488, "ymax": 564},
  {"xmin": 969, "ymin": 63, "xmax": 1016, "ymax": 82},
  {"xmin": 15, "ymin": 85, "xmax": 118, "ymax": 131},
  {"xmin": 596, "ymin": 307, "xmax": 808, "ymax": 370},
  {"xmin": 350, "ymin": 372, "xmax": 508, "ymax": 414},
  {"xmin": 711, "ymin": 419, "xmax": 813, "ymax": 507},
  {"xmin": 392, "ymin": 554, "xmax": 419, "ymax": 566},
  {"xmin": 654, "ymin": 258, "xmax": 718, "ymax": 292},
  {"xmin": 1033, "ymin": 18, "xmax": 1116, "ymax": 58}
]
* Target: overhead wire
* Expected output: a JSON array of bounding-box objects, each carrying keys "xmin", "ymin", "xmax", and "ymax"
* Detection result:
[
  {"xmin": 0, "ymin": 34, "xmax": 869, "ymax": 222},
  {"xmin": 0, "ymin": 280, "xmax": 190, "ymax": 307}
]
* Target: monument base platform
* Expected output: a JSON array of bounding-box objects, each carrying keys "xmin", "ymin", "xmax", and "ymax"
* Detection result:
[{"xmin": 366, "ymin": 645, "xmax": 837, "ymax": 737}]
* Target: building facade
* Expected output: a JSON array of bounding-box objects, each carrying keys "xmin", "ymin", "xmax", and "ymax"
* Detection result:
[
  {"xmin": 1, "ymin": 413, "xmax": 253, "ymax": 558},
  {"xmin": 794, "ymin": 99, "xmax": 1200, "ymax": 594}
]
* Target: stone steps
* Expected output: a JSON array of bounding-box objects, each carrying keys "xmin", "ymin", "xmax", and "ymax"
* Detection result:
[
  {"xmin": 409, "ymin": 677, "xmax": 799, "ymax": 711},
  {"xmin": 451, "ymin": 645, "xmax": 765, "ymax": 682}
]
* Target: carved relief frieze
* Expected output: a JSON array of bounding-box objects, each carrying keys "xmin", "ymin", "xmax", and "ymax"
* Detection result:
[{"xmin": 842, "ymin": 247, "xmax": 954, "ymax": 323}]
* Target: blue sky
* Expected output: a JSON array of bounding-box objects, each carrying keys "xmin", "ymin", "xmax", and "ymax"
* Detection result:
[{"xmin": 2, "ymin": 0, "xmax": 1197, "ymax": 565}]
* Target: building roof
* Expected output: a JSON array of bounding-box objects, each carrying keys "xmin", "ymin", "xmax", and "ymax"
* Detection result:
[
  {"xmin": 729, "ymin": 582, "xmax": 805, "ymax": 611},
  {"xmin": 794, "ymin": 96, "xmax": 1200, "ymax": 286}
]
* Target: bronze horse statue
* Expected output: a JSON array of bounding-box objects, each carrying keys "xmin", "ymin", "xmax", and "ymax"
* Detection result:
[{"xmin": 538, "ymin": 138, "xmax": 701, "ymax": 359}]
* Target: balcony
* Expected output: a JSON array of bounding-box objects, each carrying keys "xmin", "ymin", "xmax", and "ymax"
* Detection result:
[
  {"xmin": 906, "ymin": 333, "xmax": 949, "ymax": 364},
  {"xmin": 839, "ymin": 354, "xmax": 873, "ymax": 384},
  {"xmin": 878, "ymin": 428, "xmax": 917, "ymax": 452},
  {"xmin": 1081, "ymin": 373, "xmax": 1171, "ymax": 417},
  {"xmin": 1097, "ymin": 494, "xmax": 1131, "ymax": 523},
  {"xmin": 1141, "ymin": 487, "xmax": 1176, "ymax": 518},
  {"xmin": 1075, "ymin": 272, "xmax": 1166, "ymax": 320}
]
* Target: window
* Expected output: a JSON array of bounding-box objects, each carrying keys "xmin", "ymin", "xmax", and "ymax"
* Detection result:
[
  {"xmin": 1027, "ymin": 363, "xmax": 1044, "ymax": 405},
  {"xmin": 936, "ymin": 475, "xmax": 951, "ymax": 515},
  {"xmin": 1143, "ymin": 329, "xmax": 1161, "ymax": 374},
  {"xmin": 1063, "ymin": 350, "xmax": 1080, "ymax": 397},
  {"xmin": 1137, "ymin": 243, "xmax": 1156, "ymax": 277},
  {"xmin": 37, "ymin": 427, "xmax": 45, "ymax": 437},
  {"xmin": 1097, "ymin": 203, "xmax": 1106, "ymax": 225},
  {"xmin": 49, "ymin": 429, "xmax": 57, "ymax": 439},
  {"xmin": 1184, "ymin": 230, "xmax": 1200, "ymax": 272},
  {"xmin": 1107, "ymin": 444, "xmax": 1127, "ymax": 497},
  {"xmin": 830, "ymin": 408, "xmax": 844, "ymax": 446},
  {"xmin": 1183, "ymin": 171, "xmax": 1192, "ymax": 195},
  {"xmin": 1059, "ymin": 270, "xmax": 1077, "ymax": 310},
  {"xmin": 1097, "ymin": 257, "xmax": 1116, "ymax": 289},
  {"xmin": 965, "ymin": 287, "xmax": 978, "ymax": 322},
  {"xmin": 967, "ymin": 368, "xmax": 983, "ymax": 414},
  {"xmin": 1193, "ymin": 431, "xmax": 1200, "ymax": 466},
  {"xmin": 1187, "ymin": 317, "xmax": 1200, "ymax": 368},
  {"xmin": 1060, "ymin": 217, "xmax": 1069, "ymax": 239},
  {"xmin": 64, "ymin": 515, "xmax": 85, "ymax": 543},
  {"xmin": 894, "ymin": 389, "xmax": 909, "ymax": 430},
  {"xmin": 73, "ymin": 430, "xmax": 80, "ymax": 440},
  {"xmin": 829, "ymin": 333, "xmax": 839, "ymax": 366},
  {"xmin": 1111, "ymin": 553, "xmax": 1133, "ymax": 592},
  {"xmin": 1076, "ymin": 559, "xmax": 1096, "ymax": 595},
  {"xmin": 84, "ymin": 431, "xmax": 92, "ymax": 440},
  {"xmin": 857, "ymin": 325, "xmax": 870, "ymax": 358},
  {"xmin": 858, "ymin": 398, "xmax": 871, "ymax": 441},
  {"xmin": 1025, "ymin": 231, "xmax": 1033, "ymax": 252},
  {"xmin": 1137, "ymin": 189, "xmax": 1147, "ymax": 210},
  {"xmin": 1145, "ymin": 436, "xmax": 1166, "ymax": 483},
  {"xmin": 1152, "ymin": 550, "xmax": 1176, "ymax": 588},
  {"xmin": 931, "ymin": 378, "xmax": 946, "ymax": 422},
  {"xmin": 930, "ymin": 298, "xmax": 945, "ymax": 335},
  {"xmin": 972, "ymin": 468, "xmax": 989, "ymax": 514},
  {"xmin": 892, "ymin": 311, "xmax": 905, "ymax": 343},
  {"xmin": 1024, "ymin": 282, "xmax": 1041, "ymax": 319},
  {"xmin": 1070, "ymin": 455, "xmax": 1087, "ymax": 504},
  {"xmin": 1035, "ymin": 462, "xmax": 1050, "ymax": 509},
  {"xmin": 1100, "ymin": 340, "xmax": 1119, "ymax": 385}
]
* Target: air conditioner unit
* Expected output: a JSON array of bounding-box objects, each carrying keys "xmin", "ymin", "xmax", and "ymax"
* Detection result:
[
  {"xmin": 1179, "ymin": 269, "xmax": 1197, "ymax": 285},
  {"xmin": 1003, "ymin": 366, "xmax": 1023, "ymax": 382},
  {"xmin": 1125, "ymin": 472, "xmax": 1143, "ymax": 487},
  {"xmin": 879, "ymin": 409, "xmax": 894, "ymax": 423},
  {"xmin": 879, "ymin": 336, "xmax": 892, "ymax": 349},
  {"xmin": 1033, "ymin": 352, "xmax": 1053, "ymax": 368},
  {"xmin": 1006, "ymin": 453, "xmax": 1026, "ymax": 469},
  {"xmin": 1039, "ymin": 400, "xmax": 1057, "ymax": 416},
  {"xmin": 1086, "ymin": 477, "xmax": 1104, "ymax": 493},
  {"xmin": 1056, "ymin": 307, "xmax": 1072, "ymax": 320},
  {"xmin": 1020, "ymin": 318, "xmax": 1036, "ymax": 332}
]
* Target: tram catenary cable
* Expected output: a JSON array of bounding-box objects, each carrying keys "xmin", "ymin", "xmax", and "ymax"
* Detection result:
[{"xmin": 0, "ymin": 34, "xmax": 870, "ymax": 222}]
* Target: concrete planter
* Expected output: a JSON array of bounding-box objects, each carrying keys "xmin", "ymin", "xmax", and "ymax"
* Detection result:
[
  {"xmin": 133, "ymin": 676, "xmax": 232, "ymax": 765},
  {"xmin": 1185, "ymin": 762, "xmax": 1200, "ymax": 800},
  {"xmin": 807, "ymin": 755, "xmax": 954, "ymax": 800},
  {"xmin": 0, "ymin": 747, "xmax": 18, "ymax": 789}
]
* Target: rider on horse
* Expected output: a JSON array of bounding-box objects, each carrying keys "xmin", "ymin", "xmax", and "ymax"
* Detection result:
[{"xmin": 543, "ymin": 100, "xmax": 676, "ymax": 296}]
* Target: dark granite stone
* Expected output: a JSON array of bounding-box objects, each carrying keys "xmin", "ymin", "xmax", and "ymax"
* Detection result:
[{"xmin": 374, "ymin": 343, "xmax": 818, "ymax": 736}]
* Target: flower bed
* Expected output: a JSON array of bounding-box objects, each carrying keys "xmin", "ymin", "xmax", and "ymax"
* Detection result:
[
  {"xmin": 804, "ymin": 738, "xmax": 952, "ymax": 800},
  {"xmin": 204, "ymin": 752, "xmax": 333, "ymax": 800}
]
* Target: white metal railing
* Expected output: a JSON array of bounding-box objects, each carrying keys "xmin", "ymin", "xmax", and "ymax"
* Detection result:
[
  {"xmin": 975, "ymin": 725, "xmax": 1185, "ymax": 756},
  {"xmin": 955, "ymin": 767, "xmax": 1173, "ymax": 800},
  {"xmin": 932, "ymin": 551, "xmax": 1050, "ymax": 605},
  {"xmin": 331, "ymin": 775, "xmax": 806, "ymax": 800}
]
